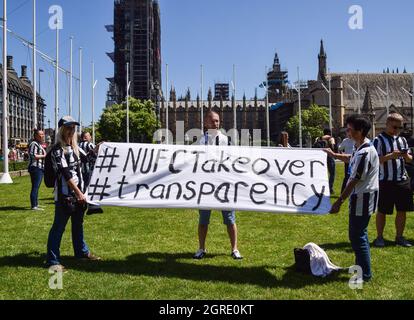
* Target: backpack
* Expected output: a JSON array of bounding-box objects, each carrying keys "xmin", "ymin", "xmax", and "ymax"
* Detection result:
[{"xmin": 44, "ymin": 146, "xmax": 58, "ymax": 188}]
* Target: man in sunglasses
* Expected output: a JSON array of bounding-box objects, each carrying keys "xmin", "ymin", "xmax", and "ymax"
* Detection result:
[{"xmin": 373, "ymin": 112, "xmax": 413, "ymax": 248}]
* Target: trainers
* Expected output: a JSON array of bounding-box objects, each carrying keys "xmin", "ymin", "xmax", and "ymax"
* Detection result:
[
  {"xmin": 48, "ymin": 264, "xmax": 68, "ymax": 273},
  {"xmin": 231, "ymin": 250, "xmax": 243, "ymax": 260},
  {"xmin": 373, "ymin": 237, "xmax": 385, "ymax": 248},
  {"xmin": 32, "ymin": 207, "xmax": 44, "ymax": 211},
  {"xmin": 396, "ymin": 236, "xmax": 412, "ymax": 247},
  {"xmin": 79, "ymin": 253, "xmax": 102, "ymax": 261},
  {"xmin": 193, "ymin": 249, "xmax": 206, "ymax": 260}
]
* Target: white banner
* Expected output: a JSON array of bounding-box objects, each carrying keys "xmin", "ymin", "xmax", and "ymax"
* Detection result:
[{"xmin": 87, "ymin": 143, "xmax": 331, "ymax": 215}]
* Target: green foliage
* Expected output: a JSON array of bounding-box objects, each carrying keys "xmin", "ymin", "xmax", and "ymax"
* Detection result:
[
  {"xmin": 97, "ymin": 98, "xmax": 159, "ymax": 143},
  {"xmin": 287, "ymin": 104, "xmax": 330, "ymax": 145},
  {"xmin": 0, "ymin": 161, "xmax": 29, "ymax": 173}
]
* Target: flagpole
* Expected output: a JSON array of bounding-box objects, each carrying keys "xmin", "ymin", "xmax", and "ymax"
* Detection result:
[
  {"xmin": 69, "ymin": 36, "xmax": 73, "ymax": 116},
  {"xmin": 1, "ymin": 0, "xmax": 12, "ymax": 184},
  {"xmin": 126, "ymin": 61, "xmax": 129, "ymax": 143},
  {"xmin": 233, "ymin": 64, "xmax": 237, "ymax": 145},
  {"xmin": 298, "ymin": 67, "xmax": 302, "ymax": 148},
  {"xmin": 200, "ymin": 64, "xmax": 204, "ymax": 132},
  {"xmin": 79, "ymin": 47, "xmax": 82, "ymax": 133},
  {"xmin": 32, "ymin": 0, "xmax": 37, "ymax": 129},
  {"xmin": 54, "ymin": 20, "xmax": 59, "ymax": 142},
  {"xmin": 329, "ymin": 76, "xmax": 333, "ymax": 132},
  {"xmin": 165, "ymin": 63, "xmax": 169, "ymax": 144},
  {"xmin": 92, "ymin": 61, "xmax": 96, "ymax": 145},
  {"xmin": 265, "ymin": 66, "xmax": 270, "ymax": 147}
]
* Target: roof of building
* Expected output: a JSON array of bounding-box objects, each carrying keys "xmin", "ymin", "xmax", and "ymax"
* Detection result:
[
  {"xmin": 332, "ymin": 73, "xmax": 412, "ymax": 112},
  {"xmin": 0, "ymin": 65, "xmax": 45, "ymax": 104}
]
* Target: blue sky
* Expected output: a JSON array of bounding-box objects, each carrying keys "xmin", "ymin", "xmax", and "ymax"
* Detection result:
[{"xmin": 5, "ymin": 0, "xmax": 414, "ymax": 128}]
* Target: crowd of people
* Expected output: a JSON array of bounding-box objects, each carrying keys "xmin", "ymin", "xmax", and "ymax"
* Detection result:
[{"xmin": 15, "ymin": 111, "xmax": 413, "ymax": 280}]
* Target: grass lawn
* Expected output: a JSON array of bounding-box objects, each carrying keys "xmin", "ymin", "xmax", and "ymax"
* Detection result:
[{"xmin": 1, "ymin": 163, "xmax": 414, "ymax": 300}]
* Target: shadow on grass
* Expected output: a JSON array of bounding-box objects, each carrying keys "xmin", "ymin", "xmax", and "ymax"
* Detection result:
[
  {"xmin": 0, "ymin": 206, "xmax": 31, "ymax": 212},
  {"xmin": 0, "ymin": 251, "xmax": 350, "ymax": 289}
]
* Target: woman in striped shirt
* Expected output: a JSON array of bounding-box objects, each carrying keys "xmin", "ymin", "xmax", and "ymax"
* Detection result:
[{"xmin": 28, "ymin": 129, "xmax": 46, "ymax": 211}]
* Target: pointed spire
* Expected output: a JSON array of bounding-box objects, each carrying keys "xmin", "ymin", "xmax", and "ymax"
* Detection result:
[
  {"xmin": 274, "ymin": 52, "xmax": 280, "ymax": 65},
  {"xmin": 404, "ymin": 67, "xmax": 407, "ymax": 73},
  {"xmin": 319, "ymin": 39, "xmax": 326, "ymax": 58},
  {"xmin": 362, "ymin": 87, "xmax": 373, "ymax": 114},
  {"xmin": 207, "ymin": 87, "xmax": 212, "ymax": 102},
  {"xmin": 185, "ymin": 87, "xmax": 191, "ymax": 101},
  {"xmin": 387, "ymin": 67, "xmax": 390, "ymax": 73},
  {"xmin": 397, "ymin": 67, "xmax": 399, "ymax": 74}
]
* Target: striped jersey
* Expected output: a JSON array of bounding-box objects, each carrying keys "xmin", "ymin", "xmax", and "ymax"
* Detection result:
[
  {"xmin": 79, "ymin": 141, "xmax": 95, "ymax": 154},
  {"xmin": 28, "ymin": 141, "xmax": 46, "ymax": 170},
  {"xmin": 373, "ymin": 132, "xmax": 410, "ymax": 182},
  {"xmin": 51, "ymin": 145, "xmax": 88, "ymax": 202},
  {"xmin": 348, "ymin": 139, "xmax": 379, "ymax": 217}
]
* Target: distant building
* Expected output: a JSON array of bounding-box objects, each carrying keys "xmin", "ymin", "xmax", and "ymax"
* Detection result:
[
  {"xmin": 214, "ymin": 83, "xmax": 230, "ymax": 101},
  {"xmin": 0, "ymin": 56, "xmax": 46, "ymax": 145},
  {"xmin": 160, "ymin": 87, "xmax": 294, "ymax": 145},
  {"xmin": 297, "ymin": 39, "xmax": 414, "ymax": 137},
  {"xmin": 267, "ymin": 53, "xmax": 290, "ymax": 103},
  {"xmin": 106, "ymin": 0, "xmax": 162, "ymax": 105}
]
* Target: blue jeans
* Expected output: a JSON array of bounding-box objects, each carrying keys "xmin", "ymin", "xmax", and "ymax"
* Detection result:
[
  {"xmin": 349, "ymin": 214, "xmax": 372, "ymax": 281},
  {"xmin": 46, "ymin": 202, "xmax": 90, "ymax": 266},
  {"xmin": 29, "ymin": 166, "xmax": 44, "ymax": 208}
]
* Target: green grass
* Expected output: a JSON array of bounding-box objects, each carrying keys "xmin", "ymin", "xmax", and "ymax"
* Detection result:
[{"xmin": 1, "ymin": 163, "xmax": 414, "ymax": 300}]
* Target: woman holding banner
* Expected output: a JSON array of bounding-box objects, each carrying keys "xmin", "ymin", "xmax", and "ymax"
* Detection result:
[{"xmin": 46, "ymin": 116, "xmax": 101, "ymax": 272}]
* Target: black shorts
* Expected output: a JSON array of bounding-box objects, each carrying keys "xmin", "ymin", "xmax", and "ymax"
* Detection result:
[{"xmin": 378, "ymin": 180, "xmax": 414, "ymax": 215}]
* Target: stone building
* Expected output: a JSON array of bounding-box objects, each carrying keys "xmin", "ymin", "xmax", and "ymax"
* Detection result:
[
  {"xmin": 0, "ymin": 56, "xmax": 46, "ymax": 145},
  {"xmin": 298, "ymin": 40, "xmax": 413, "ymax": 137},
  {"xmin": 160, "ymin": 87, "xmax": 294, "ymax": 145}
]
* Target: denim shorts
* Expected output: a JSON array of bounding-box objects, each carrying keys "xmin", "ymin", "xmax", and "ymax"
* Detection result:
[{"xmin": 199, "ymin": 210, "xmax": 236, "ymax": 226}]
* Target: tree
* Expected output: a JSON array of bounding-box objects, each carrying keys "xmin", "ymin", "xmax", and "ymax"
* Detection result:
[
  {"xmin": 97, "ymin": 98, "xmax": 159, "ymax": 143},
  {"xmin": 286, "ymin": 104, "xmax": 329, "ymax": 145}
]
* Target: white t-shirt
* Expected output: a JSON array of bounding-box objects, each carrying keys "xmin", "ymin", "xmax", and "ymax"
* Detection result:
[
  {"xmin": 339, "ymin": 138, "xmax": 355, "ymax": 155},
  {"xmin": 199, "ymin": 130, "xmax": 230, "ymax": 146}
]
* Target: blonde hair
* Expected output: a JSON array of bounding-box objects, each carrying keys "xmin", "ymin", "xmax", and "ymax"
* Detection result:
[
  {"xmin": 56, "ymin": 126, "xmax": 80, "ymax": 157},
  {"xmin": 387, "ymin": 112, "xmax": 404, "ymax": 123}
]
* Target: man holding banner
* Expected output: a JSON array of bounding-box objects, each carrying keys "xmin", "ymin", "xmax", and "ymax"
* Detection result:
[
  {"xmin": 326, "ymin": 115, "xmax": 379, "ymax": 282},
  {"xmin": 194, "ymin": 111, "xmax": 242, "ymax": 260}
]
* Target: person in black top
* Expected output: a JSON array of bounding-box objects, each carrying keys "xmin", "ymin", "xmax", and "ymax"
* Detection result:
[
  {"xmin": 28, "ymin": 129, "xmax": 46, "ymax": 211},
  {"xmin": 79, "ymin": 131, "xmax": 96, "ymax": 191},
  {"xmin": 46, "ymin": 116, "xmax": 101, "ymax": 272}
]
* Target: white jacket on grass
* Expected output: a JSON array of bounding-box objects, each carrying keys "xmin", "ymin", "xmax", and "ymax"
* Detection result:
[{"xmin": 303, "ymin": 243, "xmax": 343, "ymax": 277}]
